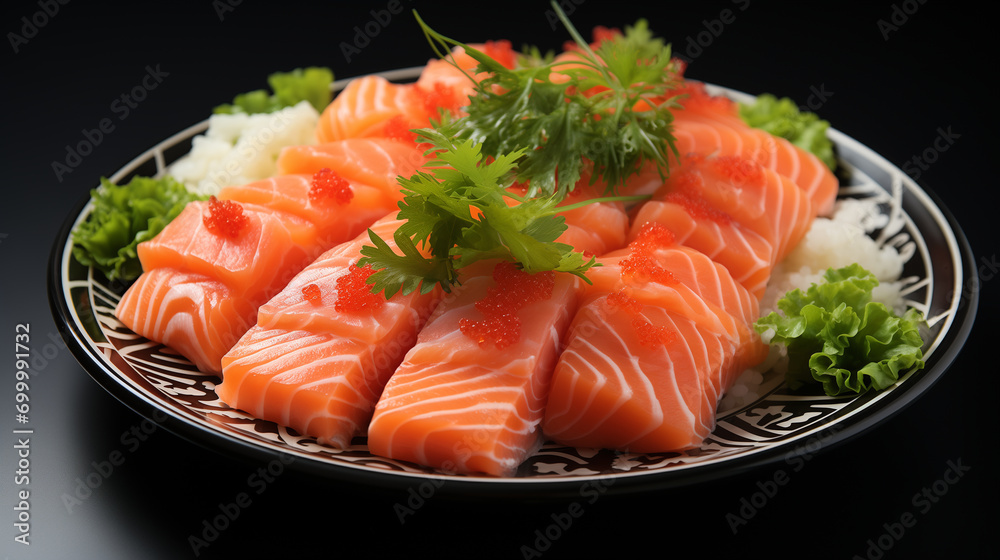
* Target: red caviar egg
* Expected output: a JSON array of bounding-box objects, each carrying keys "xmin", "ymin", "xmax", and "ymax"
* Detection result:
[
  {"xmin": 203, "ymin": 196, "xmax": 249, "ymax": 239},
  {"xmin": 310, "ymin": 168, "xmax": 353, "ymax": 205},
  {"xmin": 301, "ymin": 283, "xmax": 322, "ymax": 304},
  {"xmin": 334, "ymin": 263, "xmax": 384, "ymax": 313}
]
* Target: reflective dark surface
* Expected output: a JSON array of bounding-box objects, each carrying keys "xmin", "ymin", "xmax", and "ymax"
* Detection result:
[{"xmin": 3, "ymin": 1, "xmax": 995, "ymax": 558}]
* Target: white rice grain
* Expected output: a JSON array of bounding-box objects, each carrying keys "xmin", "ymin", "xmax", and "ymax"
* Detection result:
[{"xmin": 169, "ymin": 100, "xmax": 320, "ymax": 196}]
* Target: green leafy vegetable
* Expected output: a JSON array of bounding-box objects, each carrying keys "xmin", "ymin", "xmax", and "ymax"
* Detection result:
[
  {"xmin": 71, "ymin": 176, "xmax": 205, "ymax": 283},
  {"xmin": 214, "ymin": 67, "xmax": 334, "ymax": 115},
  {"xmin": 415, "ymin": 3, "xmax": 682, "ymax": 197},
  {"xmin": 754, "ymin": 264, "xmax": 926, "ymax": 396},
  {"xmin": 738, "ymin": 93, "xmax": 836, "ymax": 170},
  {"xmin": 356, "ymin": 128, "xmax": 603, "ymax": 298}
]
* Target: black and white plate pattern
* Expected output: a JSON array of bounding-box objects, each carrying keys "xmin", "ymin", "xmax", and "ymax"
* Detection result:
[{"xmin": 48, "ymin": 69, "xmax": 978, "ymax": 496}]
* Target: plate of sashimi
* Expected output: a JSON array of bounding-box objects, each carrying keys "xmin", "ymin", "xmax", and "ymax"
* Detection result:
[{"xmin": 50, "ymin": 13, "xmax": 977, "ymax": 495}]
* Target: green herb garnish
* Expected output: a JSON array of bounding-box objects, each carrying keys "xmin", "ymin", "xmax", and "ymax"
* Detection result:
[
  {"xmin": 754, "ymin": 263, "xmax": 926, "ymax": 396},
  {"xmin": 415, "ymin": 2, "xmax": 683, "ymax": 197},
  {"xmin": 214, "ymin": 66, "xmax": 334, "ymax": 115},
  {"xmin": 357, "ymin": 128, "xmax": 603, "ymax": 297},
  {"xmin": 72, "ymin": 175, "xmax": 205, "ymax": 283}
]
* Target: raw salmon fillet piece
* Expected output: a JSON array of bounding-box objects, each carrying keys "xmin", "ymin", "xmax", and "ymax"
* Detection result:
[
  {"xmin": 217, "ymin": 216, "xmax": 444, "ymax": 448},
  {"xmin": 628, "ymin": 200, "xmax": 774, "ymax": 299},
  {"xmin": 316, "ymin": 43, "xmax": 516, "ymax": 145},
  {"xmin": 276, "ymin": 137, "xmax": 427, "ymax": 198},
  {"xmin": 115, "ymin": 268, "xmax": 257, "ymax": 374},
  {"xmin": 542, "ymin": 224, "xmax": 767, "ymax": 452},
  {"xmin": 554, "ymin": 181, "xmax": 630, "ymax": 257},
  {"xmin": 136, "ymin": 200, "xmax": 319, "ymax": 303},
  {"xmin": 367, "ymin": 260, "xmax": 582, "ymax": 476},
  {"xmin": 627, "ymin": 154, "xmax": 814, "ymax": 298},
  {"xmin": 670, "ymin": 113, "xmax": 838, "ymax": 216},
  {"xmin": 218, "ymin": 173, "xmax": 396, "ymax": 248},
  {"xmin": 315, "ymin": 75, "xmax": 435, "ymax": 144},
  {"xmin": 117, "ymin": 171, "xmax": 403, "ymax": 374}
]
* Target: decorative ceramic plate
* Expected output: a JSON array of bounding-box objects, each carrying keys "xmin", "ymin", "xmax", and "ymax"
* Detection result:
[{"xmin": 48, "ymin": 68, "xmax": 978, "ymax": 497}]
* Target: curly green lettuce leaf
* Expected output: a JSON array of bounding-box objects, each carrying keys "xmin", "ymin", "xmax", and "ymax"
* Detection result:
[
  {"xmin": 738, "ymin": 93, "xmax": 836, "ymax": 171},
  {"xmin": 754, "ymin": 263, "xmax": 926, "ymax": 396},
  {"xmin": 214, "ymin": 66, "xmax": 334, "ymax": 115},
  {"xmin": 71, "ymin": 175, "xmax": 205, "ymax": 283}
]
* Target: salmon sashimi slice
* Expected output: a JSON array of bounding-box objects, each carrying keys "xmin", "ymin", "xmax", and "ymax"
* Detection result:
[
  {"xmin": 628, "ymin": 199, "xmax": 774, "ymax": 299},
  {"xmin": 115, "ymin": 268, "xmax": 257, "ymax": 374},
  {"xmin": 219, "ymin": 325, "xmax": 439, "ymax": 449},
  {"xmin": 134, "ymin": 200, "xmax": 319, "ymax": 305},
  {"xmin": 118, "ymin": 166, "xmax": 404, "ymax": 374},
  {"xmin": 416, "ymin": 41, "xmax": 518, "ymax": 109},
  {"xmin": 276, "ymin": 137, "xmax": 427, "ymax": 198},
  {"xmin": 624, "ymin": 153, "xmax": 815, "ymax": 298},
  {"xmin": 671, "ymin": 113, "xmax": 838, "ymax": 216},
  {"xmin": 586, "ymin": 227, "xmax": 762, "ymax": 351},
  {"xmin": 653, "ymin": 154, "xmax": 814, "ymax": 264},
  {"xmin": 554, "ymin": 181, "xmax": 630, "ymax": 257},
  {"xmin": 217, "ymin": 216, "xmax": 444, "ymax": 448},
  {"xmin": 670, "ymin": 80, "xmax": 748, "ymax": 128},
  {"xmin": 542, "ymin": 223, "xmax": 767, "ymax": 452},
  {"xmin": 543, "ymin": 298, "xmax": 758, "ymax": 451},
  {"xmin": 367, "ymin": 260, "xmax": 582, "ymax": 476},
  {"xmin": 218, "ymin": 174, "xmax": 397, "ymax": 248},
  {"xmin": 315, "ymin": 75, "xmax": 436, "ymax": 144},
  {"xmin": 317, "ymin": 44, "xmax": 517, "ymax": 146},
  {"xmin": 253, "ymin": 216, "xmax": 430, "ymax": 341}
]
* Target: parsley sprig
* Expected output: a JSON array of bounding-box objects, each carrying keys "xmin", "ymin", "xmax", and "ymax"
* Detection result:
[
  {"xmin": 415, "ymin": 2, "xmax": 683, "ymax": 197},
  {"xmin": 357, "ymin": 129, "xmax": 602, "ymax": 297}
]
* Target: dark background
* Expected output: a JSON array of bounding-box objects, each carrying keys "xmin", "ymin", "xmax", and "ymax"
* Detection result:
[{"xmin": 2, "ymin": 1, "xmax": 997, "ymax": 558}]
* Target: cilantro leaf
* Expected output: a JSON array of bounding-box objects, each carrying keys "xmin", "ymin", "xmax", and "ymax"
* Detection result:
[{"xmin": 356, "ymin": 129, "xmax": 599, "ymax": 297}]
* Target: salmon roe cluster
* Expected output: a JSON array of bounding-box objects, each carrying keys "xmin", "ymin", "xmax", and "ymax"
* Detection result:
[
  {"xmin": 632, "ymin": 316, "xmax": 678, "ymax": 348},
  {"xmin": 606, "ymin": 288, "xmax": 642, "ymax": 314},
  {"xmin": 202, "ymin": 196, "xmax": 249, "ymax": 239},
  {"xmin": 606, "ymin": 289, "xmax": 677, "ymax": 348},
  {"xmin": 416, "ymin": 82, "xmax": 461, "ymax": 115},
  {"xmin": 334, "ymin": 263, "xmax": 384, "ymax": 313},
  {"xmin": 664, "ymin": 191, "xmax": 732, "ymax": 224},
  {"xmin": 382, "ymin": 115, "xmax": 417, "ymax": 143},
  {"xmin": 459, "ymin": 261, "xmax": 555, "ymax": 350},
  {"xmin": 710, "ymin": 155, "xmax": 765, "ymax": 189},
  {"xmin": 673, "ymin": 82, "xmax": 738, "ymax": 116},
  {"xmin": 621, "ymin": 222, "xmax": 677, "ymax": 285},
  {"xmin": 301, "ymin": 283, "xmax": 322, "ymax": 305},
  {"xmin": 309, "ymin": 168, "xmax": 353, "ymax": 205}
]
